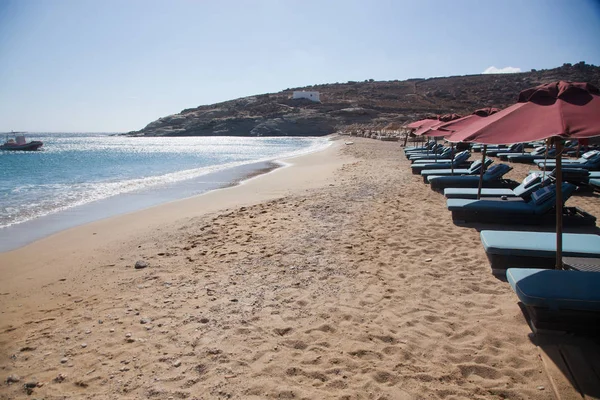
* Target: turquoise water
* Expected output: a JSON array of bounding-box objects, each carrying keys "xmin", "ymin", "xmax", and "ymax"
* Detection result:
[{"xmin": 0, "ymin": 133, "xmax": 330, "ymax": 231}]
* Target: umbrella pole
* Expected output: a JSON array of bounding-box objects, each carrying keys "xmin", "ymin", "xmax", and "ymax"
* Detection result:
[
  {"xmin": 555, "ymin": 139, "xmax": 564, "ymax": 270},
  {"xmin": 476, "ymin": 145, "xmax": 487, "ymax": 200},
  {"xmin": 450, "ymin": 142, "xmax": 455, "ymax": 176},
  {"xmin": 403, "ymin": 131, "xmax": 409, "ymax": 147}
]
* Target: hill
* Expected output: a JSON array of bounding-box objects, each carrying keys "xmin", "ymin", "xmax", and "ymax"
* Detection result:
[{"xmin": 129, "ymin": 62, "xmax": 600, "ymax": 137}]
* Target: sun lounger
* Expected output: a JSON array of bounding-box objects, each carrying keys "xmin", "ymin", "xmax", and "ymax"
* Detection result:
[
  {"xmin": 507, "ymin": 268, "xmax": 600, "ymax": 334},
  {"xmin": 506, "ymin": 149, "xmax": 558, "ymax": 163},
  {"xmin": 404, "ymin": 143, "xmax": 442, "ymax": 157},
  {"xmin": 527, "ymin": 168, "xmax": 592, "ymax": 187},
  {"xmin": 404, "ymin": 141, "xmax": 436, "ymax": 153},
  {"xmin": 480, "ymin": 230, "xmax": 600, "ymax": 273},
  {"xmin": 591, "ymin": 178, "xmax": 600, "ymax": 191},
  {"xmin": 443, "ymin": 171, "xmax": 550, "ymax": 199},
  {"xmin": 409, "ymin": 147, "xmax": 453, "ymax": 161},
  {"xmin": 487, "ymin": 143, "xmax": 524, "ymax": 157},
  {"xmin": 535, "ymin": 150, "xmax": 600, "ymax": 170},
  {"xmin": 428, "ymin": 164, "xmax": 514, "ymax": 190},
  {"xmin": 446, "ymin": 183, "xmax": 596, "ymax": 226},
  {"xmin": 422, "ymin": 158, "xmax": 493, "ymax": 183},
  {"xmin": 472, "ymin": 144, "xmax": 506, "ymax": 153},
  {"xmin": 410, "ymin": 151, "xmax": 471, "ymax": 174},
  {"xmin": 497, "ymin": 146, "xmax": 546, "ymax": 161},
  {"xmin": 589, "ymin": 172, "xmax": 600, "ymax": 179}
]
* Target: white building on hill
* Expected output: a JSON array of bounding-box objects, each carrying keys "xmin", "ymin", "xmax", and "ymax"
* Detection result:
[{"xmin": 292, "ymin": 91, "xmax": 320, "ymax": 102}]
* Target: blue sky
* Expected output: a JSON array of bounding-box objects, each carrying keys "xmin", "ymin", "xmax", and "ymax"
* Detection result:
[{"xmin": 1, "ymin": 0, "xmax": 599, "ymax": 132}]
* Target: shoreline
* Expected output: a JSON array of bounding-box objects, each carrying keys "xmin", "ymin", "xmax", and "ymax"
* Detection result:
[
  {"xmin": 0, "ymin": 137, "xmax": 348, "ymax": 293},
  {"xmin": 0, "ymin": 137, "xmax": 333, "ymax": 252}
]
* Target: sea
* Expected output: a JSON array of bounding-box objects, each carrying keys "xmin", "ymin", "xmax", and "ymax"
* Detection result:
[{"xmin": 0, "ymin": 132, "xmax": 331, "ymax": 251}]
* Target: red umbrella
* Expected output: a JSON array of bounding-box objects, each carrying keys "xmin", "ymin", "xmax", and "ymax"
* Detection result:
[
  {"xmin": 447, "ymin": 82, "xmax": 600, "ymax": 144},
  {"xmin": 446, "ymin": 81, "xmax": 600, "ymax": 270},
  {"xmin": 413, "ymin": 119, "xmax": 444, "ymax": 136},
  {"xmin": 404, "ymin": 118, "xmax": 438, "ymax": 147},
  {"xmin": 413, "ymin": 114, "xmax": 463, "ymax": 136},
  {"xmin": 435, "ymin": 108, "xmax": 500, "ymax": 135},
  {"xmin": 405, "ymin": 118, "xmax": 437, "ymax": 129}
]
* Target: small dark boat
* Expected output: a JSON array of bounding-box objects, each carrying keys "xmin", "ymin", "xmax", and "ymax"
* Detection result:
[{"xmin": 1, "ymin": 132, "xmax": 43, "ymax": 151}]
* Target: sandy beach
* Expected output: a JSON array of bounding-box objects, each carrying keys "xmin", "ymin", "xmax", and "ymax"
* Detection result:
[{"xmin": 1, "ymin": 136, "xmax": 599, "ymax": 399}]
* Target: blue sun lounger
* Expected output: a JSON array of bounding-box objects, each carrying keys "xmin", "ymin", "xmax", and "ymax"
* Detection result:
[
  {"xmin": 591, "ymin": 178, "xmax": 600, "ymax": 191},
  {"xmin": 472, "ymin": 144, "xmax": 506, "ymax": 153},
  {"xmin": 507, "ymin": 268, "xmax": 600, "ymax": 334},
  {"xmin": 443, "ymin": 171, "xmax": 550, "ymax": 199},
  {"xmin": 487, "ymin": 143, "xmax": 524, "ymax": 157},
  {"xmin": 428, "ymin": 164, "xmax": 514, "ymax": 190},
  {"xmin": 502, "ymin": 147, "xmax": 555, "ymax": 162},
  {"xmin": 410, "ymin": 151, "xmax": 471, "ymax": 174},
  {"xmin": 446, "ymin": 183, "xmax": 595, "ymax": 226},
  {"xmin": 409, "ymin": 147, "xmax": 454, "ymax": 161},
  {"xmin": 480, "ymin": 230, "xmax": 600, "ymax": 273},
  {"xmin": 423, "ymin": 158, "xmax": 493, "ymax": 183},
  {"xmin": 404, "ymin": 143, "xmax": 441, "ymax": 156},
  {"xmin": 535, "ymin": 150, "xmax": 600, "ymax": 170},
  {"xmin": 404, "ymin": 141, "xmax": 436, "ymax": 153}
]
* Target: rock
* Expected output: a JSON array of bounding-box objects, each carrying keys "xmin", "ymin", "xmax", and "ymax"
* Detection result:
[
  {"xmin": 134, "ymin": 260, "xmax": 148, "ymax": 269},
  {"xmin": 140, "ymin": 318, "xmax": 151, "ymax": 325},
  {"xmin": 54, "ymin": 374, "xmax": 66, "ymax": 383},
  {"xmin": 24, "ymin": 381, "xmax": 38, "ymax": 388},
  {"xmin": 537, "ymin": 386, "xmax": 545, "ymax": 390},
  {"xmin": 173, "ymin": 360, "xmax": 181, "ymax": 368},
  {"xmin": 81, "ymin": 343, "xmax": 87, "ymax": 348},
  {"xmin": 6, "ymin": 375, "xmax": 20, "ymax": 384},
  {"xmin": 60, "ymin": 357, "xmax": 68, "ymax": 364}
]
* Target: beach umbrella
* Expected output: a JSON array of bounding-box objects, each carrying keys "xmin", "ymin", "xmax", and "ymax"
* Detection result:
[
  {"xmin": 434, "ymin": 108, "xmax": 501, "ymax": 186},
  {"xmin": 404, "ymin": 118, "xmax": 438, "ymax": 146},
  {"xmin": 435, "ymin": 108, "xmax": 500, "ymax": 135},
  {"xmin": 405, "ymin": 118, "xmax": 437, "ymax": 129},
  {"xmin": 446, "ymin": 81, "xmax": 600, "ymax": 270},
  {"xmin": 411, "ymin": 114, "xmax": 463, "ymax": 158}
]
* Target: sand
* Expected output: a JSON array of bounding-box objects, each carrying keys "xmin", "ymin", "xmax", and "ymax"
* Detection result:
[{"xmin": 1, "ymin": 136, "xmax": 599, "ymax": 399}]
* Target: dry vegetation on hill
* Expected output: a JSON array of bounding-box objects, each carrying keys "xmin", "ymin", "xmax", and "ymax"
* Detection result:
[{"xmin": 130, "ymin": 62, "xmax": 600, "ymax": 137}]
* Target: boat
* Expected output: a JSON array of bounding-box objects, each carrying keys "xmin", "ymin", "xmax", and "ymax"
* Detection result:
[{"xmin": 1, "ymin": 132, "xmax": 43, "ymax": 151}]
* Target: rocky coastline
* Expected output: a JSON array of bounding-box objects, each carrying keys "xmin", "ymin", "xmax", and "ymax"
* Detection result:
[{"xmin": 128, "ymin": 62, "xmax": 600, "ymax": 138}]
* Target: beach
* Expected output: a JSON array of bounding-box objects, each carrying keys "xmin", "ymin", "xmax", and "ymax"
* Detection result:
[{"xmin": 1, "ymin": 136, "xmax": 599, "ymax": 399}]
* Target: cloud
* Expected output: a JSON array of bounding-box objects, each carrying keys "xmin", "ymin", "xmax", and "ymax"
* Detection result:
[{"xmin": 482, "ymin": 66, "xmax": 522, "ymax": 74}]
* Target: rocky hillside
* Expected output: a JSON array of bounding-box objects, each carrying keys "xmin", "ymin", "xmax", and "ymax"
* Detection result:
[{"xmin": 129, "ymin": 62, "xmax": 600, "ymax": 137}]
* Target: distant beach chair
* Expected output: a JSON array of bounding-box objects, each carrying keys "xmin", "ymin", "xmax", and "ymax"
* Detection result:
[
  {"xmin": 421, "ymin": 158, "xmax": 493, "ymax": 183},
  {"xmin": 507, "ymin": 268, "xmax": 600, "ymax": 334},
  {"xmin": 471, "ymin": 144, "xmax": 507, "ymax": 153},
  {"xmin": 480, "ymin": 230, "xmax": 600, "ymax": 273},
  {"xmin": 426, "ymin": 163, "xmax": 513, "ymax": 190},
  {"xmin": 409, "ymin": 146, "xmax": 454, "ymax": 161},
  {"xmin": 442, "ymin": 171, "xmax": 549, "ymax": 198},
  {"xmin": 487, "ymin": 143, "xmax": 524, "ymax": 157},
  {"xmin": 446, "ymin": 182, "xmax": 596, "ymax": 226},
  {"xmin": 410, "ymin": 150, "xmax": 471, "ymax": 174},
  {"xmin": 404, "ymin": 140, "xmax": 436, "ymax": 153},
  {"xmin": 504, "ymin": 147, "xmax": 556, "ymax": 163},
  {"xmin": 535, "ymin": 150, "xmax": 600, "ymax": 170}
]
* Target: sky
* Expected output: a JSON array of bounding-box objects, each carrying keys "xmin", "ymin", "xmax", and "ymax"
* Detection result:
[{"xmin": 1, "ymin": 0, "xmax": 599, "ymax": 133}]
